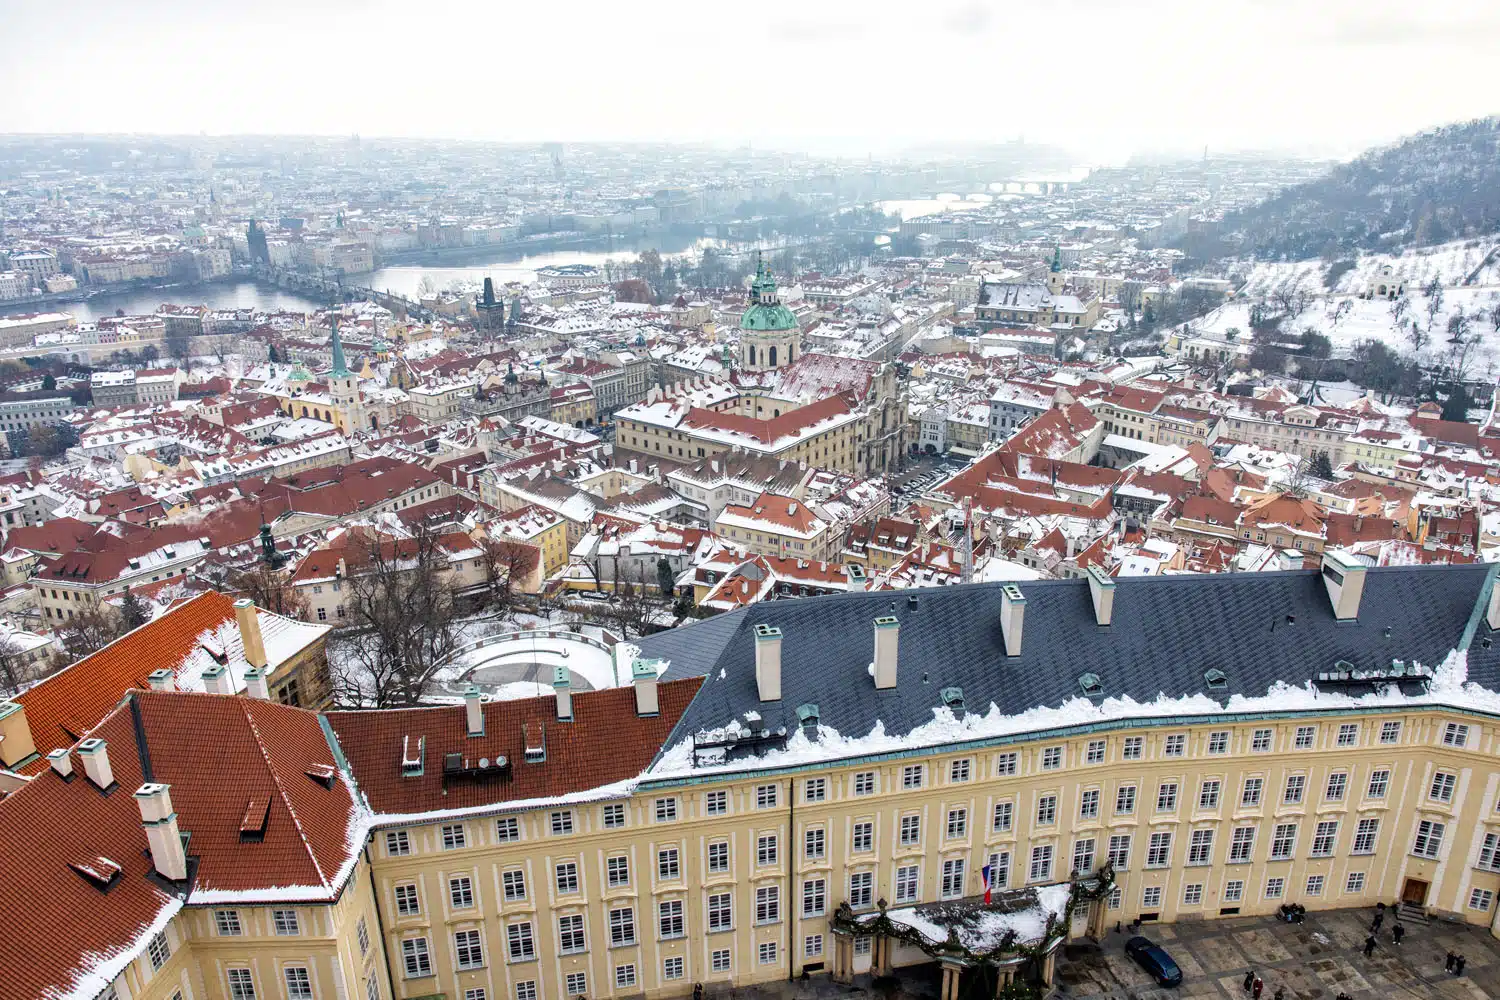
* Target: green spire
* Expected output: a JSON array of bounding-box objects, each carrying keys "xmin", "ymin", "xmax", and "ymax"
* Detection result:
[
  {"xmin": 329, "ymin": 314, "xmax": 351, "ymax": 378},
  {"xmin": 1050, "ymin": 245, "xmax": 1062, "ymax": 273}
]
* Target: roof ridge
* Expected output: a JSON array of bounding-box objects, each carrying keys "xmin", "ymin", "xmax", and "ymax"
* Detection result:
[{"xmin": 238, "ymin": 698, "xmax": 330, "ymax": 889}]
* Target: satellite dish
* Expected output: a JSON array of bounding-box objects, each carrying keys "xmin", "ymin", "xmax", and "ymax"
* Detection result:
[{"xmin": 478, "ymin": 758, "xmax": 490, "ymax": 769}]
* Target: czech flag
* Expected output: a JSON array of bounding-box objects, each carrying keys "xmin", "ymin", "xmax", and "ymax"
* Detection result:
[{"xmin": 981, "ymin": 862, "xmax": 992, "ymax": 904}]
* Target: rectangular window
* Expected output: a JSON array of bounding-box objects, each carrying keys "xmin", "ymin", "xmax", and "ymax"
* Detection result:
[
  {"xmin": 1294, "ymin": 726, "xmax": 1316, "ymax": 749},
  {"xmin": 1229, "ymin": 826, "xmax": 1256, "ymax": 863},
  {"xmin": 705, "ymin": 790, "xmax": 728, "ymax": 815},
  {"xmin": 804, "ymin": 877, "xmax": 827, "ymax": 916},
  {"xmin": 1183, "ymin": 883, "xmax": 1204, "ymax": 905},
  {"xmin": 941, "ymin": 858, "xmax": 966, "ymax": 898},
  {"xmin": 607, "ymin": 856, "xmax": 630, "ymax": 887},
  {"xmin": 1379, "ymin": 721, "xmax": 1401, "ymax": 744},
  {"xmin": 1352, "ymin": 818, "xmax": 1380, "ymax": 855},
  {"xmin": 614, "ymin": 964, "xmax": 636, "ymax": 989},
  {"xmin": 1116, "ymin": 786, "xmax": 1137, "ymax": 814},
  {"xmin": 1265, "ymin": 878, "xmax": 1285, "ymax": 900},
  {"xmin": 1107, "ymin": 835, "xmax": 1131, "ymax": 870},
  {"xmin": 1156, "ymin": 783, "xmax": 1178, "ymax": 812},
  {"xmin": 756, "ymin": 784, "xmax": 778, "ymax": 808},
  {"xmin": 805, "ymin": 777, "xmax": 827, "ymax": 801},
  {"xmin": 1367, "ymin": 769, "xmax": 1390, "ymax": 799},
  {"xmin": 664, "ymin": 956, "xmax": 685, "ymax": 981},
  {"xmin": 1270, "ymin": 823, "xmax": 1298, "ymax": 860},
  {"xmin": 946, "ymin": 808, "xmax": 968, "ymax": 839},
  {"xmin": 658, "ymin": 848, "xmax": 680, "ymax": 881},
  {"xmin": 755, "ymin": 885, "xmax": 781, "ymax": 924},
  {"xmin": 559, "ymin": 914, "xmax": 586, "ymax": 954},
  {"xmin": 1207, "ymin": 731, "xmax": 1230, "ymax": 755},
  {"xmin": 1470, "ymin": 888, "xmax": 1494, "ymax": 911},
  {"xmin": 1029, "ymin": 845, "xmax": 1053, "ymax": 882},
  {"xmin": 456, "ymin": 929, "xmax": 485, "ymax": 969},
  {"xmin": 1086, "ymin": 739, "xmax": 1106, "ymax": 764},
  {"xmin": 1142, "ymin": 886, "xmax": 1163, "ymax": 908},
  {"xmin": 1346, "ymin": 872, "xmax": 1366, "ymax": 894},
  {"xmin": 1037, "ymin": 794, "xmax": 1057, "ymax": 825},
  {"xmin": 659, "ymin": 899, "xmax": 684, "ymax": 939},
  {"xmin": 357, "ymin": 918, "xmax": 370, "ymax": 956},
  {"xmin": 805, "ymin": 827, "xmax": 826, "ymax": 860},
  {"xmin": 215, "ymin": 910, "xmax": 243, "ymax": 936},
  {"xmin": 757, "ymin": 833, "xmax": 778, "ymax": 865},
  {"xmin": 993, "ymin": 801, "xmax": 1013, "ymax": 832},
  {"xmin": 1479, "ymin": 833, "xmax": 1500, "ymax": 872},
  {"xmin": 1073, "ymin": 837, "xmax": 1096, "ymax": 873},
  {"xmin": 1188, "ymin": 829, "xmax": 1214, "ymax": 866},
  {"xmin": 506, "ymin": 923, "xmax": 535, "ymax": 962},
  {"xmin": 1122, "ymin": 736, "xmax": 1144, "ymax": 759},
  {"xmin": 995, "ymin": 752, "xmax": 1019, "ymax": 775},
  {"xmin": 395, "ymin": 883, "xmax": 420, "ymax": 916},
  {"xmin": 1251, "ymin": 728, "xmax": 1273, "ymax": 752},
  {"xmin": 988, "ymin": 851, "xmax": 1011, "ymax": 889},
  {"xmin": 147, "ymin": 932, "xmax": 171, "ymax": 971},
  {"xmin": 852, "ymin": 821, "xmax": 873, "ymax": 853},
  {"xmin": 565, "ymin": 973, "xmax": 587, "ymax": 997},
  {"xmin": 1146, "ymin": 832, "xmax": 1173, "ymax": 867},
  {"xmin": 1311, "ymin": 820, "xmax": 1339, "ymax": 857},
  {"xmin": 854, "ymin": 771, "xmax": 876, "ymax": 795},
  {"xmin": 550, "ymin": 810, "xmax": 574, "ymax": 835},
  {"xmin": 1224, "ymin": 879, "xmax": 1245, "ymax": 902},
  {"xmin": 708, "ymin": 892, "xmax": 733, "ymax": 930},
  {"xmin": 758, "ymin": 942, "xmax": 778, "ymax": 966},
  {"xmin": 895, "ymin": 865, "xmax": 920, "ymax": 903},
  {"xmin": 501, "ymin": 870, "xmax": 525, "ymax": 902},
  {"xmin": 452, "ymin": 875, "xmax": 476, "ymax": 908},
  {"xmin": 900, "ymin": 814, "xmax": 922, "ymax": 846},
  {"xmin": 441, "ymin": 824, "xmax": 466, "ymax": 850},
  {"xmin": 1283, "ymin": 775, "xmax": 1305, "ymax": 805},
  {"xmin": 1337, "ymin": 723, "xmax": 1358, "ymax": 747},
  {"xmin": 711, "ymin": 949, "xmax": 731, "ymax": 973},
  {"xmin": 386, "ymin": 830, "xmax": 411, "ymax": 856},
  {"xmin": 850, "ymin": 872, "xmax": 874, "ymax": 908},
  {"xmin": 1325, "ymin": 772, "xmax": 1348, "ymax": 802},
  {"xmin": 950, "ymin": 758, "xmax": 972, "ymax": 782},
  {"xmin": 1079, "ymin": 789, "xmax": 1100, "ymax": 819},
  {"xmin": 1443, "ymin": 723, "xmax": 1470, "ymax": 748},
  {"xmin": 1413, "ymin": 820, "xmax": 1445, "ymax": 859},
  {"xmin": 805, "ymin": 934, "xmax": 824, "ymax": 958},
  {"xmin": 1041, "ymin": 746, "xmax": 1063, "ymax": 770},
  {"xmin": 1164, "ymin": 734, "xmax": 1186, "ymax": 757},
  {"xmin": 402, "ymin": 938, "xmax": 432, "ymax": 978},
  {"xmin": 1430, "ymin": 771, "xmax": 1457, "ymax": 803},
  {"xmin": 227, "ymin": 969, "xmax": 257, "ymax": 1000},
  {"xmin": 516, "ymin": 984, "xmax": 537, "ymax": 1000},
  {"xmin": 1198, "ymin": 780, "xmax": 1221, "ymax": 810},
  {"xmin": 903, "ymin": 764, "xmax": 925, "ymax": 788},
  {"xmin": 654, "ymin": 797, "xmax": 678, "ymax": 822},
  {"xmin": 708, "ymin": 841, "xmax": 729, "ymax": 873},
  {"xmin": 555, "ymin": 862, "xmax": 579, "ymax": 894},
  {"xmin": 609, "ymin": 907, "xmax": 636, "ymax": 946},
  {"xmin": 496, "ymin": 816, "xmax": 520, "ymax": 841},
  {"xmin": 1305, "ymin": 875, "xmax": 1325, "ymax": 897}
]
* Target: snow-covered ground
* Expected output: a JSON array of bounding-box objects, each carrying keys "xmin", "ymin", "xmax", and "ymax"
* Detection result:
[{"xmin": 427, "ymin": 627, "xmax": 624, "ymax": 703}]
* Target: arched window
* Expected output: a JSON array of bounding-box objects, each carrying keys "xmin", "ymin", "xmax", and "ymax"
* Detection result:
[{"xmin": 769, "ymin": 346, "xmax": 777, "ymax": 367}]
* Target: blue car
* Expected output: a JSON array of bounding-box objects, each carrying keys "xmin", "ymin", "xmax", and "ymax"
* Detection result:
[{"xmin": 1126, "ymin": 935, "xmax": 1183, "ymax": 987}]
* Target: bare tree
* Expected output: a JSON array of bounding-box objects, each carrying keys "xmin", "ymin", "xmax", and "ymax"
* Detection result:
[
  {"xmin": 57, "ymin": 606, "xmax": 130, "ymax": 660},
  {"xmin": 594, "ymin": 567, "xmax": 665, "ymax": 640},
  {"xmin": 1407, "ymin": 320, "xmax": 1431, "ymax": 357},
  {"xmin": 229, "ymin": 562, "xmax": 311, "ymax": 620},
  {"xmin": 330, "ymin": 526, "xmax": 463, "ymax": 707},
  {"xmin": 0, "ymin": 635, "xmax": 42, "ymax": 697},
  {"xmin": 476, "ymin": 536, "xmax": 539, "ymax": 620}
]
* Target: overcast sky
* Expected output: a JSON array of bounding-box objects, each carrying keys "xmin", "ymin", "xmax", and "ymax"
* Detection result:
[{"xmin": 2, "ymin": 0, "xmax": 1496, "ymax": 162}]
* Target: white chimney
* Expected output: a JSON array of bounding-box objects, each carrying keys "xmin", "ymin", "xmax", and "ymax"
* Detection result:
[
  {"xmin": 1087, "ymin": 566, "xmax": 1116, "ymax": 627},
  {"xmin": 147, "ymin": 668, "xmax": 175, "ymax": 692},
  {"xmin": 873, "ymin": 616, "xmax": 899, "ymax": 689},
  {"xmin": 46, "ymin": 748, "xmax": 73, "ymax": 779},
  {"xmin": 754, "ymin": 624, "xmax": 782, "ymax": 702},
  {"xmin": 847, "ymin": 564, "xmax": 867, "ymax": 593},
  {"xmin": 243, "ymin": 666, "xmax": 271, "ymax": 700},
  {"xmin": 1320, "ymin": 549, "xmax": 1367, "ymax": 621},
  {"xmin": 202, "ymin": 664, "xmax": 234, "ymax": 695},
  {"xmin": 464, "ymin": 684, "xmax": 485, "ymax": 736},
  {"xmin": 234, "ymin": 598, "xmax": 268, "ymax": 669},
  {"xmin": 633, "ymin": 658, "xmax": 660, "ymax": 716},
  {"xmin": 552, "ymin": 667, "xmax": 573, "ymax": 721},
  {"xmin": 1487, "ymin": 577, "xmax": 1500, "ymax": 631},
  {"xmin": 134, "ymin": 782, "xmax": 188, "ymax": 881},
  {"xmin": 77, "ymin": 737, "xmax": 114, "ymax": 789},
  {"xmin": 1000, "ymin": 584, "xmax": 1026, "ymax": 657}
]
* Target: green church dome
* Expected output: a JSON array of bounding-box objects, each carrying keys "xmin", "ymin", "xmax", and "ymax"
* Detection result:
[{"xmin": 740, "ymin": 257, "xmax": 798, "ymax": 332}]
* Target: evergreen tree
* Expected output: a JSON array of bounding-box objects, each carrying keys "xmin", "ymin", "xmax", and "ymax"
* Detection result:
[
  {"xmin": 119, "ymin": 591, "xmax": 151, "ymax": 630},
  {"xmin": 1442, "ymin": 384, "xmax": 1471, "ymax": 422}
]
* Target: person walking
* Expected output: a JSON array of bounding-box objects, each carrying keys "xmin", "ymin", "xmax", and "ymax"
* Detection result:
[
  {"xmin": 1371, "ymin": 910, "xmax": 1384, "ymax": 933},
  {"xmin": 1242, "ymin": 970, "xmax": 1256, "ymax": 994},
  {"xmin": 1362, "ymin": 935, "xmax": 1377, "ymax": 957},
  {"xmin": 1456, "ymin": 954, "xmax": 1467, "ymax": 976},
  {"xmin": 1252, "ymin": 976, "xmax": 1264, "ymax": 999},
  {"xmin": 1391, "ymin": 922, "xmax": 1404, "ymax": 945},
  {"xmin": 1273, "ymin": 987, "xmax": 1285, "ymax": 1000},
  {"xmin": 1446, "ymin": 951, "xmax": 1458, "ymax": 972}
]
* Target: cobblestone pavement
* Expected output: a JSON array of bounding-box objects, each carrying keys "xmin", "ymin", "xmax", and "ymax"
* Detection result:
[{"xmin": 698, "ymin": 907, "xmax": 1500, "ymax": 1000}]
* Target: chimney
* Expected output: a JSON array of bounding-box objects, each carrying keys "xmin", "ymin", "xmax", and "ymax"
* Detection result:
[
  {"xmin": 1000, "ymin": 584, "xmax": 1026, "ymax": 657},
  {"xmin": 147, "ymin": 668, "xmax": 175, "ymax": 692},
  {"xmin": 1086, "ymin": 566, "xmax": 1116, "ymax": 626},
  {"xmin": 0, "ymin": 701, "xmax": 36, "ymax": 769},
  {"xmin": 553, "ymin": 666, "xmax": 573, "ymax": 721},
  {"xmin": 234, "ymin": 598, "xmax": 268, "ymax": 669},
  {"xmin": 1320, "ymin": 549, "xmax": 1366, "ymax": 621},
  {"xmin": 753, "ymin": 624, "xmax": 782, "ymax": 702},
  {"xmin": 46, "ymin": 748, "xmax": 73, "ymax": 779},
  {"xmin": 77, "ymin": 737, "xmax": 114, "ymax": 789},
  {"xmin": 463, "ymin": 684, "xmax": 485, "ymax": 736},
  {"xmin": 243, "ymin": 666, "xmax": 270, "ymax": 700},
  {"xmin": 1488, "ymin": 576, "xmax": 1500, "ymax": 632},
  {"xmin": 873, "ymin": 616, "xmax": 899, "ymax": 689},
  {"xmin": 134, "ymin": 782, "xmax": 188, "ymax": 881},
  {"xmin": 847, "ymin": 563, "xmax": 867, "ymax": 593},
  {"xmin": 202, "ymin": 664, "xmax": 234, "ymax": 695},
  {"xmin": 632, "ymin": 658, "xmax": 661, "ymax": 717}
]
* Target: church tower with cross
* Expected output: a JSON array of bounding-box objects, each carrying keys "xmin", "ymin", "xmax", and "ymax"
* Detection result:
[{"xmin": 738, "ymin": 254, "xmax": 799, "ymax": 373}]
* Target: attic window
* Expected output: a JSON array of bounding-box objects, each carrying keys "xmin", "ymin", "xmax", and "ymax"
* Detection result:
[
  {"xmin": 304, "ymin": 763, "xmax": 336, "ymax": 788},
  {"xmin": 69, "ymin": 856, "xmax": 122, "ymax": 892},
  {"xmin": 401, "ymin": 735, "xmax": 425, "ymax": 777},
  {"xmin": 796, "ymin": 703, "xmax": 820, "ymax": 731},
  {"xmin": 1078, "ymin": 673, "xmax": 1104, "ymax": 698},
  {"xmin": 240, "ymin": 797, "xmax": 270, "ymax": 841},
  {"xmin": 522, "ymin": 722, "xmax": 546, "ymax": 764},
  {"xmin": 1204, "ymin": 668, "xmax": 1228, "ymax": 691}
]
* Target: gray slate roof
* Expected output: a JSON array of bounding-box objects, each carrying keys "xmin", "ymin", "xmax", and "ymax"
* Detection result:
[{"xmin": 641, "ymin": 564, "xmax": 1498, "ymax": 763}]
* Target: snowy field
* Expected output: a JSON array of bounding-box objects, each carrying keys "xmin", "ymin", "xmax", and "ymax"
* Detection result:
[{"xmin": 426, "ymin": 626, "xmax": 626, "ymax": 703}]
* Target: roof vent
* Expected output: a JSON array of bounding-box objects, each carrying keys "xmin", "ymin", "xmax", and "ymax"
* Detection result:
[
  {"xmin": 1204, "ymin": 668, "xmax": 1228, "ymax": 691},
  {"xmin": 1078, "ymin": 673, "xmax": 1104, "ymax": 699},
  {"xmin": 68, "ymin": 856, "xmax": 122, "ymax": 892},
  {"xmin": 940, "ymin": 686, "xmax": 965, "ymax": 715},
  {"xmin": 304, "ymin": 764, "xmax": 336, "ymax": 788}
]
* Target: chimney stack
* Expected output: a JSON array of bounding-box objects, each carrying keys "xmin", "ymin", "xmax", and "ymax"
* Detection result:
[
  {"xmin": 234, "ymin": 598, "xmax": 268, "ymax": 669},
  {"xmin": 463, "ymin": 684, "xmax": 485, "ymax": 736},
  {"xmin": 1487, "ymin": 574, "xmax": 1500, "ymax": 632},
  {"xmin": 847, "ymin": 563, "xmax": 867, "ymax": 593},
  {"xmin": 1086, "ymin": 566, "xmax": 1116, "ymax": 626},
  {"xmin": 1320, "ymin": 549, "xmax": 1367, "ymax": 621},
  {"xmin": 134, "ymin": 783, "xmax": 188, "ymax": 881},
  {"xmin": 202, "ymin": 664, "xmax": 234, "ymax": 695},
  {"xmin": 46, "ymin": 748, "xmax": 73, "ymax": 779},
  {"xmin": 146, "ymin": 668, "xmax": 175, "ymax": 692},
  {"xmin": 553, "ymin": 667, "xmax": 573, "ymax": 721},
  {"xmin": 1000, "ymin": 584, "xmax": 1026, "ymax": 657},
  {"xmin": 633, "ymin": 658, "xmax": 661, "ymax": 717},
  {"xmin": 753, "ymin": 624, "xmax": 782, "ymax": 702},
  {"xmin": 873, "ymin": 616, "xmax": 899, "ymax": 689},
  {"xmin": 243, "ymin": 666, "xmax": 270, "ymax": 700},
  {"xmin": 77, "ymin": 737, "xmax": 114, "ymax": 790}
]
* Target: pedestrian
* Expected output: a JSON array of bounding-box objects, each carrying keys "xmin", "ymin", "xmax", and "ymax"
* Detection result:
[
  {"xmin": 1376, "ymin": 901, "xmax": 1387, "ymax": 914},
  {"xmin": 1446, "ymin": 951, "xmax": 1458, "ymax": 972},
  {"xmin": 1252, "ymin": 976, "xmax": 1264, "ymax": 999},
  {"xmin": 1392, "ymin": 922, "xmax": 1404, "ymax": 945},
  {"xmin": 1456, "ymin": 955, "xmax": 1467, "ymax": 976},
  {"xmin": 1242, "ymin": 970, "xmax": 1255, "ymax": 994},
  {"xmin": 1371, "ymin": 911, "xmax": 1384, "ymax": 932},
  {"xmin": 1273, "ymin": 988, "xmax": 1285, "ymax": 1000},
  {"xmin": 1363, "ymin": 935, "xmax": 1376, "ymax": 957}
]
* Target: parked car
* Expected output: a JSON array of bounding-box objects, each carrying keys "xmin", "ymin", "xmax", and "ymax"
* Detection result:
[{"xmin": 1125, "ymin": 936, "xmax": 1183, "ymax": 987}]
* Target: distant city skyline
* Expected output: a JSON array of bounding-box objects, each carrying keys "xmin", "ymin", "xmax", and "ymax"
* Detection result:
[{"xmin": 1, "ymin": 0, "xmax": 1497, "ymax": 163}]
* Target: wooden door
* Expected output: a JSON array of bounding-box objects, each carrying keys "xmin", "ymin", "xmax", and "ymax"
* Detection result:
[{"xmin": 1401, "ymin": 878, "xmax": 1429, "ymax": 905}]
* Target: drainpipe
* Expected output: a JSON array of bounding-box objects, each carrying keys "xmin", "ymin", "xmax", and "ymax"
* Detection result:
[
  {"xmin": 788, "ymin": 774, "xmax": 796, "ymax": 981},
  {"xmin": 365, "ymin": 843, "xmax": 398, "ymax": 1000}
]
